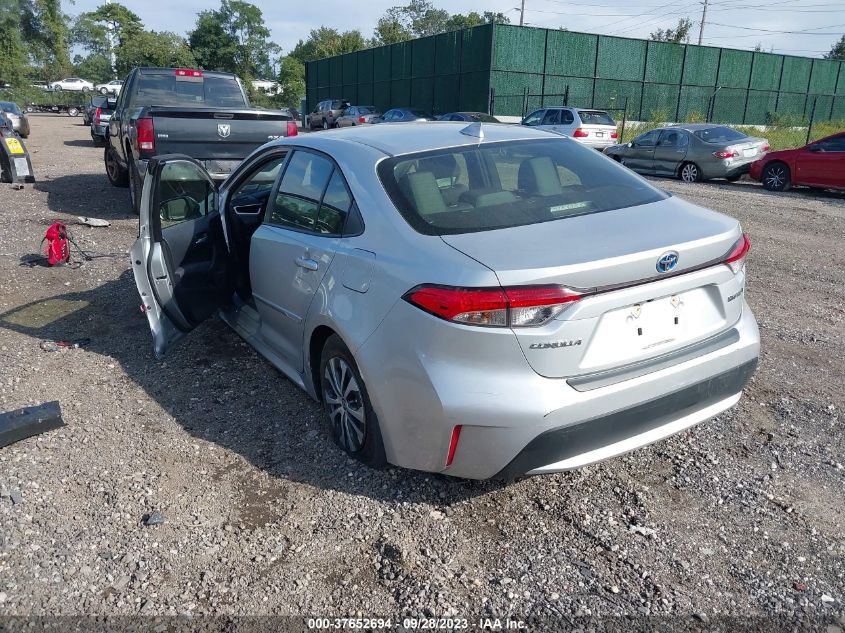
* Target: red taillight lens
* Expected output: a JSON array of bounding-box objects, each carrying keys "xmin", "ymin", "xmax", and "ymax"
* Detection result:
[
  {"xmin": 94, "ymin": 107, "xmax": 101, "ymax": 126},
  {"xmin": 724, "ymin": 234, "xmax": 751, "ymax": 273},
  {"xmin": 286, "ymin": 121, "xmax": 298, "ymax": 137},
  {"xmin": 358, "ymin": 116, "xmax": 366, "ymax": 123},
  {"xmin": 761, "ymin": 143, "xmax": 770, "ymax": 152},
  {"xmin": 713, "ymin": 148, "xmax": 738, "ymax": 159},
  {"xmin": 446, "ymin": 425, "xmax": 462, "ymax": 467},
  {"xmin": 404, "ymin": 285, "xmax": 585, "ymax": 327},
  {"xmin": 136, "ymin": 117, "xmax": 155, "ymax": 152},
  {"xmin": 175, "ymin": 69, "xmax": 203, "ymax": 77},
  {"xmin": 611, "ymin": 130, "xmax": 618, "ymax": 139},
  {"xmin": 573, "ymin": 128, "xmax": 589, "ymax": 138}
]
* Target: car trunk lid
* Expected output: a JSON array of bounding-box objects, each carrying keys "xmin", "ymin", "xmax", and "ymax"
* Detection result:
[{"xmin": 441, "ymin": 197, "xmax": 746, "ymax": 378}]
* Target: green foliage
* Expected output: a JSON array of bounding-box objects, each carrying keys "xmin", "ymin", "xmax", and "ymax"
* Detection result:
[
  {"xmin": 277, "ymin": 56, "xmax": 305, "ymax": 108},
  {"xmin": 115, "ymin": 30, "xmax": 196, "ymax": 76},
  {"xmin": 19, "ymin": 0, "xmax": 72, "ymax": 78},
  {"xmin": 650, "ymin": 18, "xmax": 692, "ymax": 44},
  {"xmin": 0, "ymin": 0, "xmax": 29, "ymax": 85},
  {"xmin": 826, "ymin": 35, "xmax": 845, "ymax": 60},
  {"xmin": 189, "ymin": 10, "xmax": 239, "ymax": 72},
  {"xmin": 289, "ymin": 27, "xmax": 368, "ymax": 64},
  {"xmin": 73, "ymin": 53, "xmax": 114, "ymax": 83}
]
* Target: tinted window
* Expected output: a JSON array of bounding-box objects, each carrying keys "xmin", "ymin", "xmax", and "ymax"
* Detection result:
[
  {"xmin": 358, "ymin": 106, "xmax": 376, "ymax": 114},
  {"xmin": 410, "ymin": 109, "xmax": 430, "ymax": 118},
  {"xmin": 658, "ymin": 129, "xmax": 688, "ymax": 147},
  {"xmin": 269, "ymin": 152, "xmax": 333, "ymax": 231},
  {"xmin": 133, "ymin": 73, "xmax": 247, "ymax": 108},
  {"xmin": 230, "ymin": 155, "xmax": 286, "ymax": 214},
  {"xmin": 157, "ymin": 161, "xmax": 215, "ymax": 229},
  {"xmin": 693, "ymin": 126, "xmax": 747, "ymax": 143},
  {"xmin": 522, "ymin": 110, "xmax": 544, "ymax": 126},
  {"xmin": 379, "ymin": 139, "xmax": 667, "ymax": 235},
  {"xmin": 560, "ymin": 110, "xmax": 575, "ymax": 124},
  {"xmin": 578, "ymin": 110, "xmax": 615, "ymax": 125},
  {"xmin": 635, "ymin": 130, "xmax": 661, "ymax": 147},
  {"xmin": 542, "ymin": 110, "xmax": 560, "ymax": 125},
  {"xmin": 0, "ymin": 101, "xmax": 22, "ymax": 115},
  {"xmin": 317, "ymin": 170, "xmax": 353, "ymax": 234},
  {"xmin": 90, "ymin": 96, "xmax": 107, "ymax": 108},
  {"xmin": 814, "ymin": 135, "xmax": 845, "ymax": 152}
]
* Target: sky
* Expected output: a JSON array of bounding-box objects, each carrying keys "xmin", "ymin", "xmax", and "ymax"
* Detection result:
[{"xmin": 64, "ymin": 0, "xmax": 844, "ymax": 59}]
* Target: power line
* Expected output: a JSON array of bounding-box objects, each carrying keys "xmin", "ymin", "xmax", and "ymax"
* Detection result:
[{"xmin": 706, "ymin": 20, "xmax": 845, "ymax": 33}]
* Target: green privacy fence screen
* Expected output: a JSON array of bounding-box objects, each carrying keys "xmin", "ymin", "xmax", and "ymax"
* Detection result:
[{"xmin": 305, "ymin": 23, "xmax": 844, "ymax": 125}]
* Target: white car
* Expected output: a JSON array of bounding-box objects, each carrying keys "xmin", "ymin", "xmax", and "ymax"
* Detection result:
[
  {"xmin": 49, "ymin": 78, "xmax": 94, "ymax": 92},
  {"xmin": 95, "ymin": 80, "xmax": 123, "ymax": 95}
]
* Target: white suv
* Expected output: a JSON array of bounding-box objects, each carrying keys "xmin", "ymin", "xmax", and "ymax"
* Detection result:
[{"xmin": 522, "ymin": 107, "xmax": 618, "ymax": 150}]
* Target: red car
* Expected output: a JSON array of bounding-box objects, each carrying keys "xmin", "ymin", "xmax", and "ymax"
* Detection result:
[{"xmin": 750, "ymin": 131, "xmax": 845, "ymax": 192}]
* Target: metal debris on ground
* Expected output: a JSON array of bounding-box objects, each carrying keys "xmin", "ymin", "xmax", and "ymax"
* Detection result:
[
  {"xmin": 77, "ymin": 217, "xmax": 111, "ymax": 227},
  {"xmin": 143, "ymin": 511, "xmax": 165, "ymax": 526},
  {"xmin": 0, "ymin": 401, "xmax": 65, "ymax": 449}
]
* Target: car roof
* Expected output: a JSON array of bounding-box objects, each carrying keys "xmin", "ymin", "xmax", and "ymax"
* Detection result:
[
  {"xmin": 137, "ymin": 67, "xmax": 237, "ymax": 78},
  {"xmin": 669, "ymin": 123, "xmax": 731, "ymax": 131},
  {"xmin": 278, "ymin": 121, "xmax": 560, "ymax": 157}
]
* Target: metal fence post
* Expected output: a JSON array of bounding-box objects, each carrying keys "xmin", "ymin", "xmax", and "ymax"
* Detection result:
[
  {"xmin": 522, "ymin": 86, "xmax": 529, "ymax": 117},
  {"xmin": 563, "ymin": 85, "xmax": 569, "ymax": 106},
  {"xmin": 488, "ymin": 87, "xmax": 495, "ymax": 115},
  {"xmin": 621, "ymin": 96, "xmax": 628, "ymax": 143},
  {"xmin": 806, "ymin": 97, "xmax": 817, "ymax": 146}
]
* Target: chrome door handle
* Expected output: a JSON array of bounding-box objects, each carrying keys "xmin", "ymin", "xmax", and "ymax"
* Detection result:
[{"xmin": 295, "ymin": 256, "xmax": 319, "ymax": 271}]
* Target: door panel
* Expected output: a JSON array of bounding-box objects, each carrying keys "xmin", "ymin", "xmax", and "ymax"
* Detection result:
[
  {"xmin": 130, "ymin": 155, "xmax": 230, "ymax": 358},
  {"xmin": 796, "ymin": 135, "xmax": 845, "ymax": 187},
  {"xmin": 624, "ymin": 130, "xmax": 660, "ymax": 173},
  {"xmin": 652, "ymin": 129, "xmax": 689, "ymax": 176}
]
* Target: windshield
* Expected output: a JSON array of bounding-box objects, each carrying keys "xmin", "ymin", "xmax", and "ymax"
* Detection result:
[
  {"xmin": 358, "ymin": 106, "xmax": 377, "ymax": 114},
  {"xmin": 693, "ymin": 126, "xmax": 747, "ymax": 143},
  {"xmin": 0, "ymin": 101, "xmax": 21, "ymax": 115},
  {"xmin": 378, "ymin": 139, "xmax": 667, "ymax": 235},
  {"xmin": 578, "ymin": 110, "xmax": 615, "ymax": 125},
  {"xmin": 133, "ymin": 73, "xmax": 248, "ymax": 108},
  {"xmin": 410, "ymin": 109, "xmax": 430, "ymax": 118}
]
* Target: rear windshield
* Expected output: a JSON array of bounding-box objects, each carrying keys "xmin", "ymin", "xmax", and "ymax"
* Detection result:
[
  {"xmin": 578, "ymin": 110, "xmax": 615, "ymax": 126},
  {"xmin": 378, "ymin": 139, "xmax": 667, "ymax": 235},
  {"xmin": 693, "ymin": 126, "xmax": 747, "ymax": 143},
  {"xmin": 132, "ymin": 73, "xmax": 248, "ymax": 108},
  {"xmin": 0, "ymin": 101, "xmax": 22, "ymax": 114},
  {"xmin": 358, "ymin": 106, "xmax": 377, "ymax": 114},
  {"xmin": 410, "ymin": 109, "xmax": 430, "ymax": 118},
  {"xmin": 471, "ymin": 113, "xmax": 500, "ymax": 123}
]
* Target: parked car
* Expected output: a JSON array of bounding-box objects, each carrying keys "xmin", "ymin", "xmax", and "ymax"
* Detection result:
[
  {"xmin": 90, "ymin": 98, "xmax": 117, "ymax": 146},
  {"xmin": 95, "ymin": 80, "xmax": 123, "ymax": 95},
  {"xmin": 605, "ymin": 125, "xmax": 769, "ymax": 183},
  {"xmin": 438, "ymin": 112, "xmax": 501, "ymax": 123},
  {"xmin": 105, "ymin": 67, "xmax": 298, "ymax": 214},
  {"xmin": 130, "ymin": 123, "xmax": 759, "ymax": 480},
  {"xmin": 0, "ymin": 101, "xmax": 30, "ymax": 138},
  {"xmin": 375, "ymin": 108, "xmax": 433, "ymax": 123},
  {"xmin": 749, "ymin": 132, "xmax": 845, "ymax": 192},
  {"xmin": 335, "ymin": 105, "xmax": 382, "ymax": 127},
  {"xmin": 49, "ymin": 78, "xmax": 94, "ymax": 92},
  {"xmin": 308, "ymin": 99, "xmax": 350, "ymax": 130},
  {"xmin": 83, "ymin": 95, "xmax": 109, "ymax": 126},
  {"xmin": 521, "ymin": 107, "xmax": 617, "ymax": 149}
]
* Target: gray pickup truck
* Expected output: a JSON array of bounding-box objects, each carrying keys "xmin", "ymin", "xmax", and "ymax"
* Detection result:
[{"xmin": 104, "ymin": 67, "xmax": 297, "ymax": 214}]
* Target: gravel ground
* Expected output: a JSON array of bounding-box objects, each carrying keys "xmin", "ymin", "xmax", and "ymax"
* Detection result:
[{"xmin": 0, "ymin": 116, "xmax": 843, "ymax": 625}]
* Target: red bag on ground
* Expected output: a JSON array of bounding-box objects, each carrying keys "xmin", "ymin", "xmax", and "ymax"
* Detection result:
[{"xmin": 42, "ymin": 222, "xmax": 70, "ymax": 266}]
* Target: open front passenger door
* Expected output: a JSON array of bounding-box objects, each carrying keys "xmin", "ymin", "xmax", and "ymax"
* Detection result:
[{"xmin": 131, "ymin": 154, "xmax": 234, "ymax": 358}]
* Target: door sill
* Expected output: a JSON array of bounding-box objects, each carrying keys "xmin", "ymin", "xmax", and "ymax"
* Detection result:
[{"xmin": 218, "ymin": 299, "xmax": 307, "ymax": 392}]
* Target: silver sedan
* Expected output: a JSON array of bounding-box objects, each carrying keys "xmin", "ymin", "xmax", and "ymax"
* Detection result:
[
  {"xmin": 0, "ymin": 101, "xmax": 30, "ymax": 138},
  {"xmin": 131, "ymin": 122, "xmax": 759, "ymax": 479}
]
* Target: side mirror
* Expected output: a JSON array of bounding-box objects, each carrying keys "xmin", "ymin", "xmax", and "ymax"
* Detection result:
[{"xmin": 628, "ymin": 142, "xmax": 634, "ymax": 148}]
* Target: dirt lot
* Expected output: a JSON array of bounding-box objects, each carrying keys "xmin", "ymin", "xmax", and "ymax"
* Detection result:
[{"xmin": 0, "ymin": 115, "xmax": 843, "ymax": 624}]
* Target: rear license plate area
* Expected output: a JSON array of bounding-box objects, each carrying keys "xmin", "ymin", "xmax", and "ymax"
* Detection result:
[
  {"xmin": 743, "ymin": 148, "xmax": 756, "ymax": 157},
  {"xmin": 595, "ymin": 132, "xmax": 604, "ymax": 137}
]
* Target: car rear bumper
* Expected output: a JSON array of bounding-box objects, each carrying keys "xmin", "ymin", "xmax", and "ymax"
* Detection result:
[{"xmin": 359, "ymin": 299, "xmax": 759, "ymax": 480}]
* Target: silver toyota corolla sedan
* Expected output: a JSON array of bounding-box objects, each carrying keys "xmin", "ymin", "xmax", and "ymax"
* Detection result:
[{"xmin": 131, "ymin": 122, "xmax": 760, "ymax": 480}]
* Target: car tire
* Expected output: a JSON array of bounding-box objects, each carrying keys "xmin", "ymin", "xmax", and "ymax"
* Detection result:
[
  {"xmin": 762, "ymin": 162, "xmax": 791, "ymax": 192},
  {"xmin": 67, "ymin": 107, "xmax": 79, "ymax": 117},
  {"xmin": 104, "ymin": 146, "xmax": 129, "ymax": 188},
  {"xmin": 679, "ymin": 162, "xmax": 702, "ymax": 183},
  {"xmin": 725, "ymin": 175, "xmax": 741, "ymax": 182},
  {"xmin": 100, "ymin": 87, "xmax": 108, "ymax": 95},
  {"xmin": 54, "ymin": 85, "xmax": 62, "ymax": 92},
  {"xmin": 319, "ymin": 334, "xmax": 387, "ymax": 469},
  {"xmin": 128, "ymin": 160, "xmax": 141, "ymax": 215},
  {"xmin": 322, "ymin": 118, "xmax": 329, "ymax": 130},
  {"xmin": 26, "ymin": 106, "xmax": 34, "ymax": 113}
]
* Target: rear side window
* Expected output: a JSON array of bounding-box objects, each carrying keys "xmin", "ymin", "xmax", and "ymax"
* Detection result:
[
  {"xmin": 132, "ymin": 73, "xmax": 247, "ymax": 108},
  {"xmin": 541, "ymin": 110, "xmax": 560, "ymax": 125},
  {"xmin": 814, "ymin": 134, "xmax": 845, "ymax": 152},
  {"xmin": 378, "ymin": 139, "xmax": 667, "ymax": 235},
  {"xmin": 693, "ymin": 126, "xmax": 747, "ymax": 143},
  {"xmin": 578, "ymin": 110, "xmax": 615, "ymax": 126},
  {"xmin": 269, "ymin": 151, "xmax": 352, "ymax": 235}
]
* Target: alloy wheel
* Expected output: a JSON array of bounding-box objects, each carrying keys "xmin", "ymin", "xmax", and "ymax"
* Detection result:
[
  {"xmin": 681, "ymin": 163, "xmax": 699, "ymax": 183},
  {"xmin": 106, "ymin": 150, "xmax": 118, "ymax": 181},
  {"xmin": 323, "ymin": 357, "xmax": 366, "ymax": 453},
  {"xmin": 764, "ymin": 166, "xmax": 786, "ymax": 190}
]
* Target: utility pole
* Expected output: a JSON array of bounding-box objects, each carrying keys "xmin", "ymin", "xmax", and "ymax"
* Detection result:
[
  {"xmin": 697, "ymin": 0, "xmax": 709, "ymax": 45},
  {"xmin": 519, "ymin": 0, "xmax": 526, "ymax": 26}
]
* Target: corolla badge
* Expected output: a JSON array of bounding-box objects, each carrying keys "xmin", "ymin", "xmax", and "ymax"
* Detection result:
[
  {"xmin": 656, "ymin": 251, "xmax": 679, "ymax": 273},
  {"xmin": 217, "ymin": 124, "xmax": 231, "ymax": 138}
]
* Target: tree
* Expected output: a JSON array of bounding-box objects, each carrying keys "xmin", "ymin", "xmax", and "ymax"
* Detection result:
[
  {"xmin": 0, "ymin": 0, "xmax": 28, "ymax": 85},
  {"xmin": 20, "ymin": 0, "xmax": 72, "ymax": 77},
  {"xmin": 444, "ymin": 11, "xmax": 510, "ymax": 31},
  {"xmin": 289, "ymin": 27, "xmax": 368, "ymax": 64},
  {"xmin": 372, "ymin": 3, "xmax": 510, "ymax": 44},
  {"xmin": 372, "ymin": 16, "xmax": 411, "ymax": 46},
  {"xmin": 826, "ymin": 35, "xmax": 845, "ymax": 60},
  {"xmin": 650, "ymin": 18, "xmax": 692, "ymax": 44},
  {"xmin": 73, "ymin": 53, "xmax": 113, "ymax": 83},
  {"xmin": 72, "ymin": 3, "xmax": 144, "ymax": 77},
  {"xmin": 115, "ymin": 30, "xmax": 196, "ymax": 76},
  {"xmin": 277, "ymin": 55, "xmax": 305, "ymax": 108},
  {"xmin": 187, "ymin": 1, "xmax": 279, "ymax": 79}
]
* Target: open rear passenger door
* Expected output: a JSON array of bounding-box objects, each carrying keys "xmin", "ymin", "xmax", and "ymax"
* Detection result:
[{"xmin": 131, "ymin": 154, "xmax": 234, "ymax": 358}]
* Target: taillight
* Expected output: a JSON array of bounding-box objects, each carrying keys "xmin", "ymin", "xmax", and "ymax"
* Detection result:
[
  {"xmin": 136, "ymin": 117, "xmax": 154, "ymax": 152},
  {"xmin": 713, "ymin": 148, "xmax": 738, "ymax": 159},
  {"xmin": 403, "ymin": 285, "xmax": 585, "ymax": 328},
  {"xmin": 761, "ymin": 143, "xmax": 770, "ymax": 152},
  {"xmin": 446, "ymin": 425, "xmax": 462, "ymax": 467},
  {"xmin": 573, "ymin": 128, "xmax": 589, "ymax": 138},
  {"xmin": 175, "ymin": 69, "xmax": 203, "ymax": 78},
  {"xmin": 358, "ymin": 116, "xmax": 366, "ymax": 123},
  {"xmin": 724, "ymin": 234, "xmax": 751, "ymax": 274},
  {"xmin": 286, "ymin": 121, "xmax": 298, "ymax": 137},
  {"xmin": 94, "ymin": 107, "xmax": 101, "ymax": 126},
  {"xmin": 610, "ymin": 130, "xmax": 618, "ymax": 139}
]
